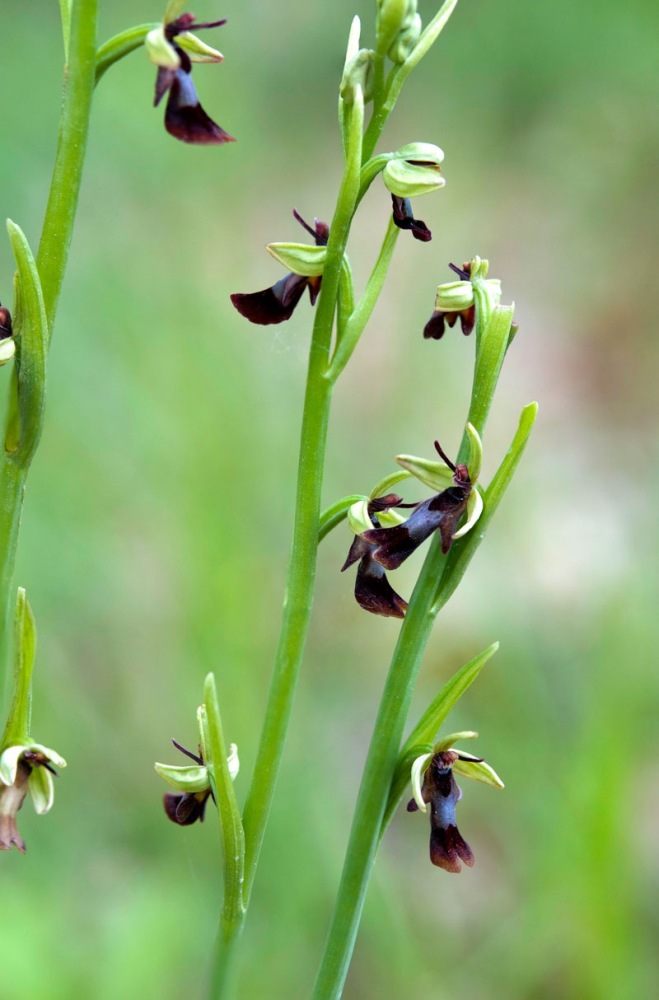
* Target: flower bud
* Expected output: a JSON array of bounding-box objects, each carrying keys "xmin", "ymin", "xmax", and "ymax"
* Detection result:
[
  {"xmin": 340, "ymin": 48, "xmax": 375, "ymax": 104},
  {"xmin": 388, "ymin": 12, "xmax": 422, "ymax": 63},
  {"xmin": 383, "ymin": 143, "xmax": 445, "ymax": 198}
]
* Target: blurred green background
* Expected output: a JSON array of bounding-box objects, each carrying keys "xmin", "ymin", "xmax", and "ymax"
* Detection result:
[{"xmin": 1, "ymin": 0, "xmax": 657, "ymax": 997}]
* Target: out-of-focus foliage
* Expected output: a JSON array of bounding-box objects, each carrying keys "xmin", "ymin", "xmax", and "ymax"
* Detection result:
[{"xmin": 0, "ymin": 1, "xmax": 657, "ymax": 997}]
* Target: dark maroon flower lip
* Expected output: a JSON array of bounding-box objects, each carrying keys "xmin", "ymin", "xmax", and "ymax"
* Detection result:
[
  {"xmin": 391, "ymin": 195, "xmax": 432, "ymax": 242},
  {"xmin": 231, "ymin": 211, "xmax": 329, "ymax": 325},
  {"xmin": 407, "ymin": 752, "xmax": 474, "ymax": 873}
]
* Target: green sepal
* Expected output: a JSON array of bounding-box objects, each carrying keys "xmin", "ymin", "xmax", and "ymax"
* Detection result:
[
  {"xmin": 347, "ymin": 500, "xmax": 372, "ymax": 536},
  {"xmin": 154, "ymin": 761, "xmax": 210, "ymax": 792},
  {"xmin": 164, "ymin": 0, "xmax": 186, "ymax": 22},
  {"xmin": 145, "ymin": 27, "xmax": 180, "ymax": 69},
  {"xmin": 453, "ymin": 756, "xmax": 505, "ymax": 789},
  {"xmin": 266, "ymin": 243, "xmax": 327, "ymax": 278},
  {"xmin": 395, "ymin": 454, "xmax": 453, "ymax": 492},
  {"xmin": 177, "ymin": 32, "xmax": 224, "ymax": 63}
]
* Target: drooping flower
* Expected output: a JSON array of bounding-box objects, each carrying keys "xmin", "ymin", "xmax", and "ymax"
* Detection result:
[
  {"xmin": 231, "ymin": 211, "xmax": 329, "ymax": 325},
  {"xmin": 0, "ymin": 742, "xmax": 67, "ymax": 853},
  {"xmin": 341, "ymin": 494, "xmax": 409, "ymax": 618},
  {"xmin": 146, "ymin": 4, "xmax": 234, "ymax": 144},
  {"xmin": 407, "ymin": 731, "xmax": 503, "ymax": 872},
  {"xmin": 391, "ymin": 195, "xmax": 432, "ymax": 242},
  {"xmin": 155, "ymin": 737, "xmax": 239, "ymax": 827}
]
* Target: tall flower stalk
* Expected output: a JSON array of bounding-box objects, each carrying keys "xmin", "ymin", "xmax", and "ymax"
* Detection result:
[{"xmin": 1, "ymin": 2, "xmax": 537, "ymax": 997}]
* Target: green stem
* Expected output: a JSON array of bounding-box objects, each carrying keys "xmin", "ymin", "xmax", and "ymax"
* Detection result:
[
  {"xmin": 0, "ymin": 0, "xmax": 97, "ymax": 696},
  {"xmin": 203, "ymin": 675, "xmax": 246, "ymax": 999},
  {"xmin": 240, "ymin": 96, "xmax": 364, "ymax": 907},
  {"xmin": 36, "ymin": 0, "xmax": 98, "ymax": 336},
  {"xmin": 328, "ymin": 218, "xmax": 400, "ymax": 382}
]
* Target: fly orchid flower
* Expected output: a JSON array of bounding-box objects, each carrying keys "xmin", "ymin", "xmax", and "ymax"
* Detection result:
[
  {"xmin": 341, "ymin": 493, "xmax": 409, "ymax": 618},
  {"xmin": 362, "ymin": 432, "xmax": 484, "ymax": 570},
  {"xmin": 407, "ymin": 731, "xmax": 503, "ymax": 872},
  {"xmin": 231, "ymin": 210, "xmax": 329, "ymax": 325},
  {"xmin": 0, "ymin": 743, "xmax": 67, "ymax": 853},
  {"xmin": 155, "ymin": 734, "xmax": 239, "ymax": 826},
  {"xmin": 424, "ymin": 259, "xmax": 502, "ymax": 340},
  {"xmin": 146, "ymin": 2, "xmax": 234, "ymax": 144}
]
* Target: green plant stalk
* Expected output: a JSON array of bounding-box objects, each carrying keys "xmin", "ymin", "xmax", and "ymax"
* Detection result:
[
  {"xmin": 202, "ymin": 675, "xmax": 246, "ymax": 999},
  {"xmin": 0, "ymin": 0, "xmax": 97, "ymax": 703},
  {"xmin": 328, "ymin": 218, "xmax": 400, "ymax": 382},
  {"xmin": 241, "ymin": 94, "xmax": 364, "ymax": 905},
  {"xmin": 312, "ymin": 307, "xmax": 524, "ymax": 998},
  {"xmin": 36, "ymin": 0, "xmax": 98, "ymax": 336}
]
